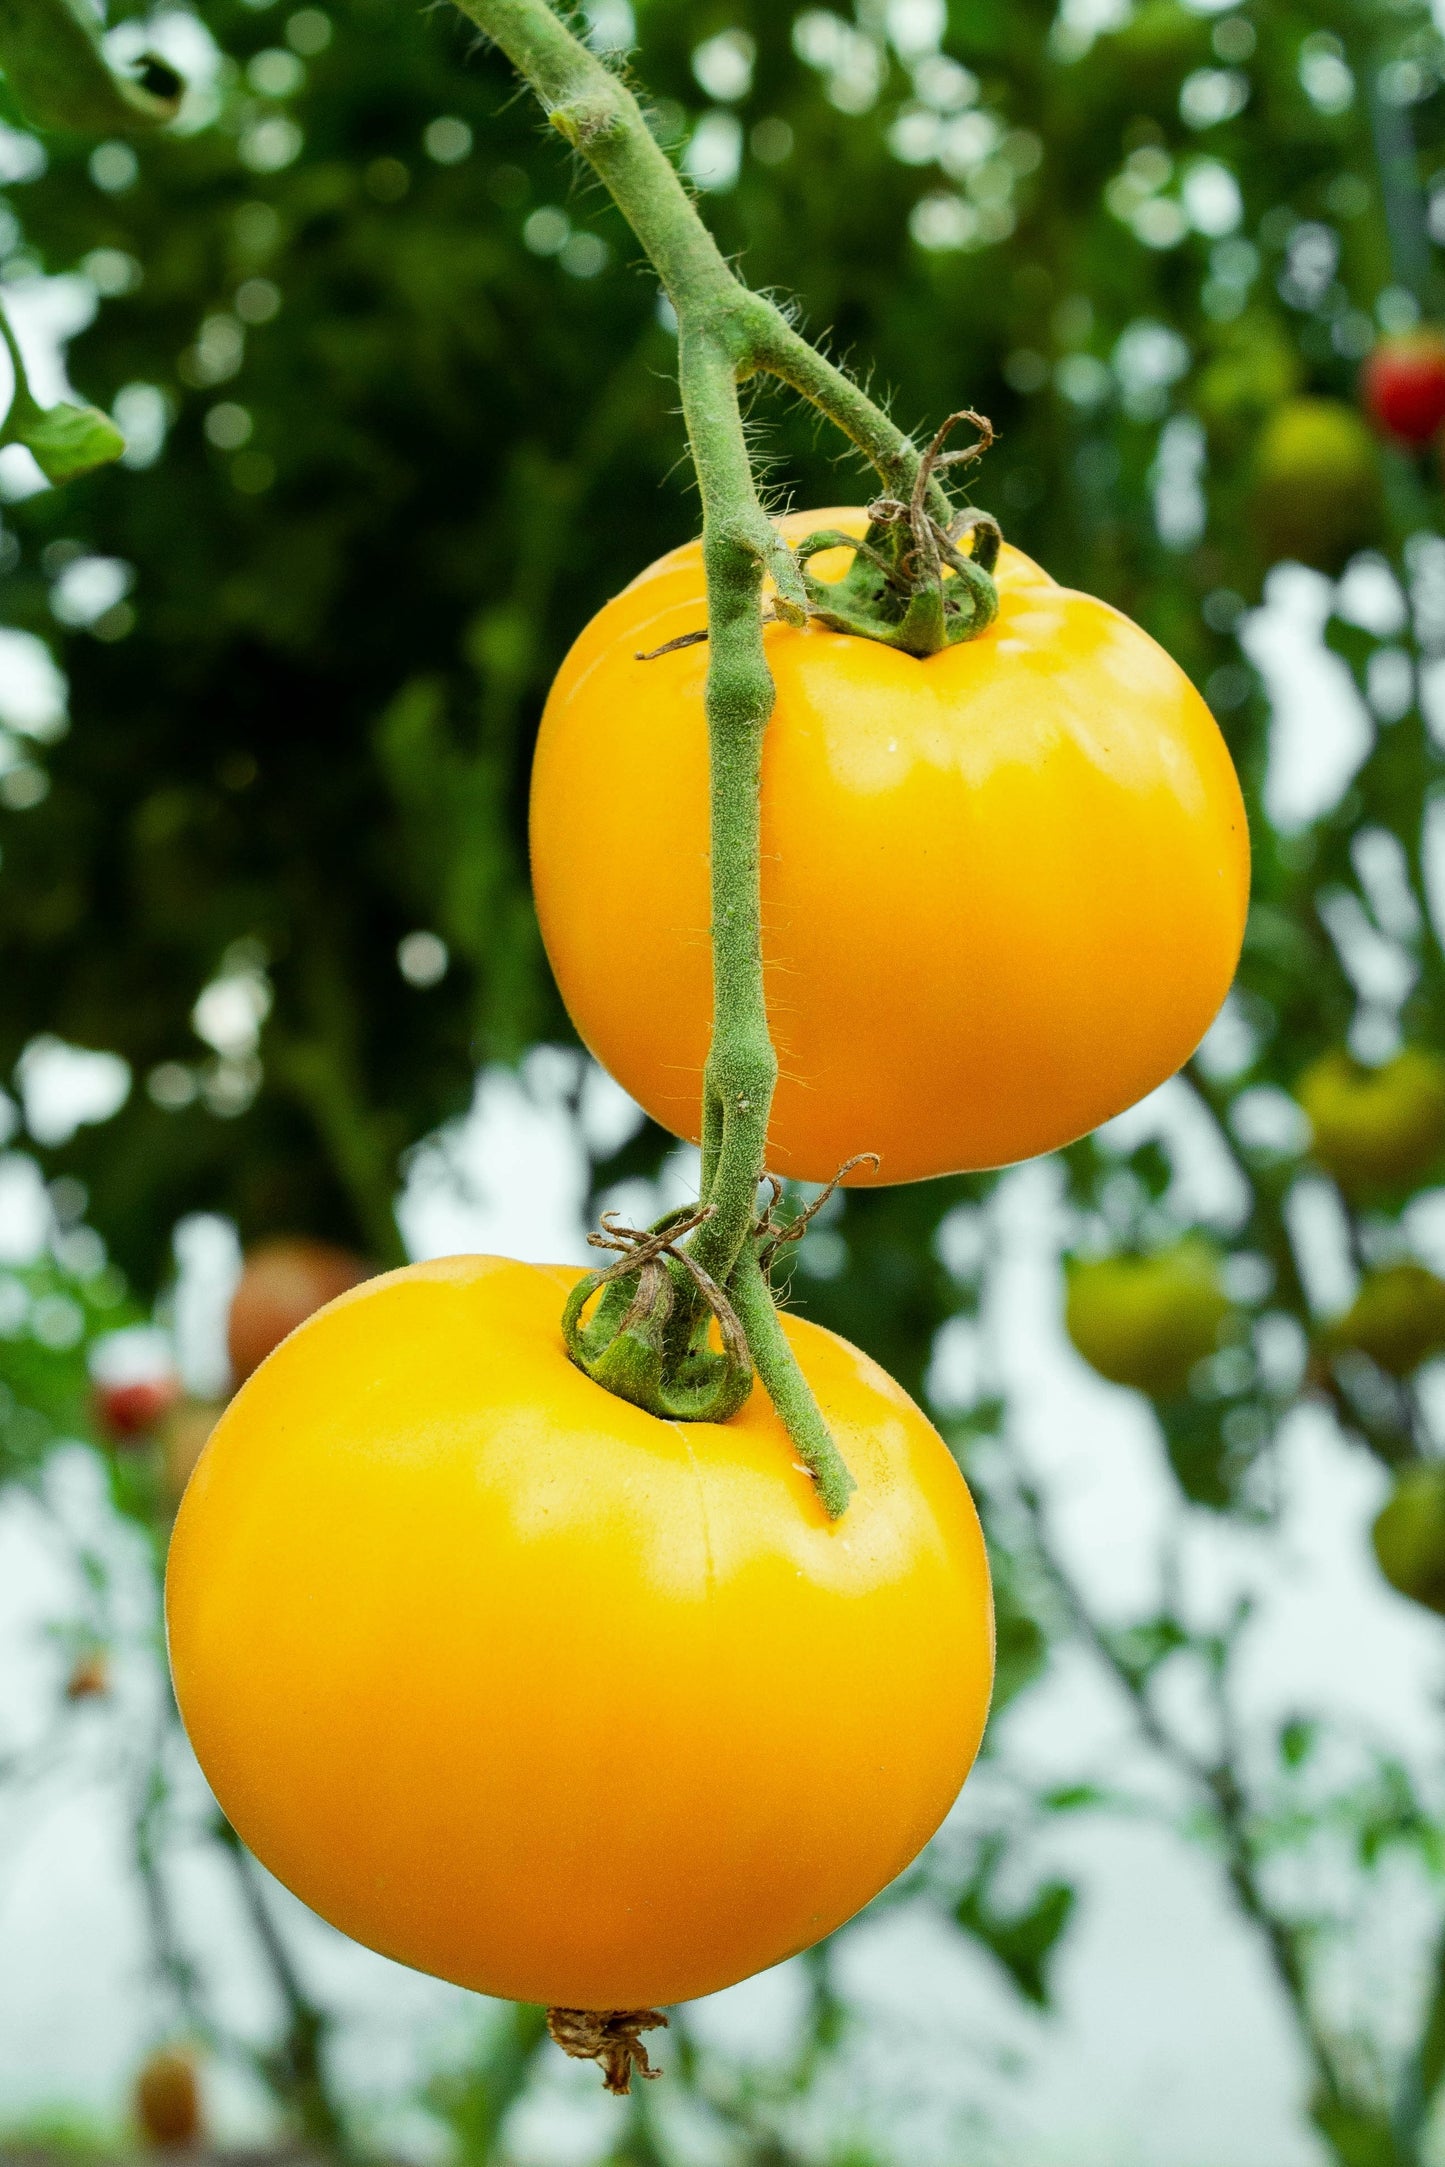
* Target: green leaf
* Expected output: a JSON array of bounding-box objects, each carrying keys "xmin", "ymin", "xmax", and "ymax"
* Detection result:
[
  {"xmin": 954, "ymin": 1844, "xmax": 1078, "ymax": 2009},
  {"xmin": 13, "ymin": 400, "xmax": 126, "ymax": 485},
  {"xmin": 1043, "ymin": 1782, "xmax": 1110, "ymax": 1812},
  {"xmin": 0, "ymin": 0, "xmax": 181, "ymax": 132},
  {"xmin": 1279, "ymin": 1718, "xmax": 1318, "ymax": 1770},
  {"xmin": 1309, "ymin": 2092, "xmax": 1401, "ymax": 2167}
]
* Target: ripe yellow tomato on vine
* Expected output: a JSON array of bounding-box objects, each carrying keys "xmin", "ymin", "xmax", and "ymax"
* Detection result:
[
  {"xmin": 166, "ymin": 1257, "xmax": 993, "ymax": 2010},
  {"xmin": 531, "ymin": 509, "xmax": 1249, "ymax": 1185}
]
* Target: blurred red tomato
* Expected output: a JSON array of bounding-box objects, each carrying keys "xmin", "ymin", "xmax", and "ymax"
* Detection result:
[
  {"xmin": 95, "ymin": 1374, "xmax": 181, "ymax": 1443},
  {"xmin": 65, "ymin": 1649, "xmax": 110, "ymax": 1700},
  {"xmin": 1361, "ymin": 332, "xmax": 1445, "ymax": 444}
]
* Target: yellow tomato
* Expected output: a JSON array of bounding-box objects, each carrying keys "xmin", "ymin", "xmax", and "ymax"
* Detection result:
[
  {"xmin": 530, "ymin": 509, "xmax": 1249, "ymax": 1186},
  {"xmin": 166, "ymin": 1256, "xmax": 993, "ymax": 2010}
]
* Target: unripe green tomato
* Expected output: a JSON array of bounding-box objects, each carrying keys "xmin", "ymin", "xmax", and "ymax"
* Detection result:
[
  {"xmin": 1196, "ymin": 320, "xmax": 1301, "ymax": 449},
  {"xmin": 1065, "ymin": 1240, "xmax": 1233, "ymax": 1399},
  {"xmin": 1251, "ymin": 398, "xmax": 1384, "ymax": 572},
  {"xmin": 1298, "ymin": 1048, "xmax": 1445, "ymax": 1195},
  {"xmin": 1372, "ymin": 1466, "xmax": 1445, "ymax": 1614},
  {"xmin": 1111, "ymin": 1, "xmax": 1210, "ymax": 83},
  {"xmin": 1334, "ymin": 1263, "xmax": 1445, "ymax": 1378}
]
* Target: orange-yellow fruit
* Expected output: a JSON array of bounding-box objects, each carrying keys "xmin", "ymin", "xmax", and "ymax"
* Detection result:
[
  {"xmin": 227, "ymin": 1237, "xmax": 369, "ymax": 1383},
  {"xmin": 530, "ymin": 509, "xmax": 1249, "ymax": 1185},
  {"xmin": 167, "ymin": 1256, "xmax": 994, "ymax": 2010}
]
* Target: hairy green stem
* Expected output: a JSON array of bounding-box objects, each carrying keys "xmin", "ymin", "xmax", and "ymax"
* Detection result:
[
  {"xmin": 449, "ymin": 0, "xmax": 973, "ymax": 1513},
  {"xmin": 453, "ymin": 1, "xmax": 943, "ymax": 513},
  {"xmin": 675, "ymin": 330, "xmax": 779, "ymax": 1286},
  {"xmin": 748, "ymin": 309, "xmax": 954, "ymax": 526},
  {"xmin": 731, "ymin": 1254, "xmax": 855, "ymax": 1516}
]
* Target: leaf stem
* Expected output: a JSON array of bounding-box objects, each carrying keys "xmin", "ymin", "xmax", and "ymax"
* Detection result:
[{"xmin": 0, "ymin": 298, "xmax": 41, "ymax": 428}]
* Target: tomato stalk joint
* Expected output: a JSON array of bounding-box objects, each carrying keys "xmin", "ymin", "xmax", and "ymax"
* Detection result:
[
  {"xmin": 796, "ymin": 410, "xmax": 1002, "ymax": 657},
  {"xmin": 561, "ymin": 1204, "xmax": 755, "ymax": 1425}
]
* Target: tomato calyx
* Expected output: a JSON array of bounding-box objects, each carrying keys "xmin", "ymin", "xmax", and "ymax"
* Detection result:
[
  {"xmin": 546, "ymin": 2007, "xmax": 668, "ymax": 2095},
  {"xmin": 562, "ymin": 1203, "xmax": 755, "ymax": 1421},
  {"xmin": 799, "ymin": 409, "xmax": 1002, "ymax": 657},
  {"xmin": 632, "ymin": 413, "xmax": 1004, "ymax": 664},
  {"xmin": 563, "ymin": 1158, "xmax": 880, "ymax": 1436}
]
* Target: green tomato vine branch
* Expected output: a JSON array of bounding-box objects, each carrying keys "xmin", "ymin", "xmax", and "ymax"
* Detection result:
[{"xmin": 453, "ymin": 0, "xmax": 1001, "ymax": 1517}]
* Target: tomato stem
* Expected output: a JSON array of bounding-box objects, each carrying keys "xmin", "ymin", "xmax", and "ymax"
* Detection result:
[
  {"xmin": 447, "ymin": 0, "xmax": 983, "ymax": 584},
  {"xmin": 729, "ymin": 1254, "xmax": 856, "ymax": 1519},
  {"xmin": 449, "ymin": 0, "xmax": 988, "ymax": 1515}
]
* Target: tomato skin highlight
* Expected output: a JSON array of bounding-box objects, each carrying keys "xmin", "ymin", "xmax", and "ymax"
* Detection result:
[
  {"xmin": 531, "ymin": 510, "xmax": 1249, "ymax": 1186},
  {"xmin": 166, "ymin": 1255, "xmax": 993, "ymax": 2011}
]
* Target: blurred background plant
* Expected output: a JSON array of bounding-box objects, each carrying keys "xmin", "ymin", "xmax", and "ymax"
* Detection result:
[{"xmin": 6, "ymin": 0, "xmax": 1445, "ymax": 2162}]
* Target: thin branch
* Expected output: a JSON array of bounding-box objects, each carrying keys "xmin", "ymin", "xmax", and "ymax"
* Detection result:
[
  {"xmin": 217, "ymin": 1824, "xmax": 353, "ymax": 2154},
  {"xmin": 1014, "ymin": 1478, "xmax": 1357, "ymax": 2120}
]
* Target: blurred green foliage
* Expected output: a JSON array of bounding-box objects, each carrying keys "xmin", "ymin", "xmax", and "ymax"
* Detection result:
[{"xmin": 7, "ymin": 0, "xmax": 1445, "ymax": 2160}]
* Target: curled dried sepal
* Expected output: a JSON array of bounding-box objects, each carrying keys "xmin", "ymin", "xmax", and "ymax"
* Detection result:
[
  {"xmin": 798, "ymin": 409, "xmax": 1002, "ymax": 657},
  {"xmin": 562, "ymin": 1205, "xmax": 754, "ymax": 1422},
  {"xmin": 546, "ymin": 2007, "xmax": 668, "ymax": 2094},
  {"xmin": 755, "ymin": 1152, "xmax": 881, "ymax": 1279}
]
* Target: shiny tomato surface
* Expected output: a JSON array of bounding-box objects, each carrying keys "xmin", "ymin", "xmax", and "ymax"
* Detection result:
[
  {"xmin": 166, "ymin": 1255, "xmax": 993, "ymax": 2009},
  {"xmin": 531, "ymin": 509, "xmax": 1250, "ymax": 1184}
]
